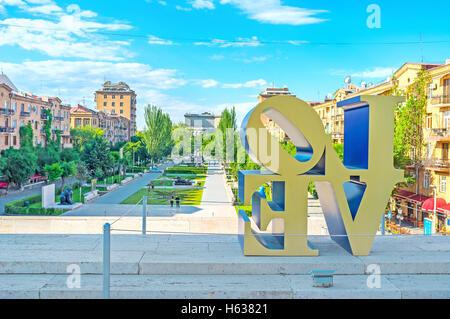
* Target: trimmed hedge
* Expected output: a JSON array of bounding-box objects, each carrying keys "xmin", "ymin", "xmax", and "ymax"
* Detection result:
[
  {"xmin": 5, "ymin": 194, "xmax": 65, "ymax": 216},
  {"xmin": 165, "ymin": 167, "xmax": 207, "ymax": 175}
]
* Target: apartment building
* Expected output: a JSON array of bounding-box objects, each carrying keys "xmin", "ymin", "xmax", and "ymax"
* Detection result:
[
  {"xmin": 312, "ymin": 60, "xmax": 450, "ymax": 229},
  {"xmin": 70, "ymin": 105, "xmax": 130, "ymax": 144},
  {"xmin": 0, "ymin": 74, "xmax": 71, "ymax": 152},
  {"xmin": 95, "ymin": 81, "xmax": 137, "ymax": 137}
]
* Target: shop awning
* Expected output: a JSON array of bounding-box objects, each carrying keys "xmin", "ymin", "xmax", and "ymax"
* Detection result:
[
  {"xmin": 422, "ymin": 198, "xmax": 447, "ymax": 212},
  {"xmin": 393, "ymin": 189, "xmax": 431, "ymax": 205}
]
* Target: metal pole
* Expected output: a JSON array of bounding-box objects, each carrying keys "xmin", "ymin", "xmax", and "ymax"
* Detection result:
[
  {"xmin": 381, "ymin": 213, "xmax": 385, "ymax": 236},
  {"xmin": 142, "ymin": 195, "xmax": 147, "ymax": 236},
  {"xmin": 103, "ymin": 223, "xmax": 110, "ymax": 299}
]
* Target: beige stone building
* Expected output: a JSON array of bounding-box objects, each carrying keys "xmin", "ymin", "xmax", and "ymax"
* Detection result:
[
  {"xmin": 70, "ymin": 105, "xmax": 130, "ymax": 144},
  {"xmin": 95, "ymin": 81, "xmax": 137, "ymax": 137},
  {"xmin": 0, "ymin": 74, "xmax": 71, "ymax": 152}
]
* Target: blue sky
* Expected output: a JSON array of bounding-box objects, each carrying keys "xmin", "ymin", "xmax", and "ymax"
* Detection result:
[{"xmin": 0, "ymin": 0, "xmax": 449, "ymax": 129}]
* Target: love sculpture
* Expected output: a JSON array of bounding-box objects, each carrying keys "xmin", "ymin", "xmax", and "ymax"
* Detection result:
[{"xmin": 238, "ymin": 95, "xmax": 404, "ymax": 256}]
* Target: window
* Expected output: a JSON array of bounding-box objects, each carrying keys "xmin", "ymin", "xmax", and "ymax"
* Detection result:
[
  {"xmin": 120, "ymin": 110, "xmax": 123, "ymax": 114},
  {"xmin": 104, "ymin": 102, "xmax": 107, "ymax": 107},
  {"xmin": 5, "ymin": 101, "xmax": 8, "ymax": 108},
  {"xmin": 120, "ymin": 95, "xmax": 124, "ymax": 99},
  {"xmin": 444, "ymin": 111, "xmax": 450, "ymax": 129},
  {"xmin": 112, "ymin": 95, "xmax": 115, "ymax": 99},
  {"xmin": 13, "ymin": 102, "xmax": 17, "ymax": 112},
  {"xmin": 76, "ymin": 119, "xmax": 82, "ymax": 127},
  {"xmin": 104, "ymin": 95, "xmax": 107, "ymax": 99},
  {"xmin": 4, "ymin": 136, "xmax": 8, "ymax": 145},
  {"xmin": 120, "ymin": 102, "xmax": 124, "ymax": 107},
  {"xmin": 13, "ymin": 120, "xmax": 16, "ymax": 128},
  {"xmin": 426, "ymin": 143, "xmax": 432, "ymax": 158},
  {"xmin": 13, "ymin": 136, "xmax": 16, "ymax": 146},
  {"xmin": 112, "ymin": 102, "xmax": 115, "ymax": 107},
  {"xmin": 440, "ymin": 176, "xmax": 447, "ymax": 193},
  {"xmin": 426, "ymin": 116, "xmax": 432, "ymax": 129},
  {"xmin": 424, "ymin": 173, "xmax": 430, "ymax": 189}
]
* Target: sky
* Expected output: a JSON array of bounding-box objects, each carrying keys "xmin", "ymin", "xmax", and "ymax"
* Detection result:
[{"xmin": 0, "ymin": 0, "xmax": 449, "ymax": 129}]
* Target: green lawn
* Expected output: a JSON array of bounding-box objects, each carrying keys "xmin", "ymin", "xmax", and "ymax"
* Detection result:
[
  {"xmin": 121, "ymin": 187, "xmax": 204, "ymax": 205},
  {"xmin": 152, "ymin": 180, "xmax": 174, "ymax": 187}
]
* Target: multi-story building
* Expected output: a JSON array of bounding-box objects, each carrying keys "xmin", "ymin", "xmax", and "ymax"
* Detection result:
[
  {"xmin": 0, "ymin": 73, "xmax": 71, "ymax": 151},
  {"xmin": 257, "ymin": 87, "xmax": 297, "ymax": 142},
  {"xmin": 95, "ymin": 81, "xmax": 137, "ymax": 137},
  {"xmin": 312, "ymin": 60, "xmax": 450, "ymax": 229},
  {"xmin": 70, "ymin": 105, "xmax": 130, "ymax": 144},
  {"xmin": 184, "ymin": 112, "xmax": 222, "ymax": 136}
]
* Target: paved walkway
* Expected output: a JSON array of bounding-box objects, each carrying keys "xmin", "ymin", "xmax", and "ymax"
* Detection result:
[{"xmin": 201, "ymin": 164, "xmax": 230, "ymax": 206}]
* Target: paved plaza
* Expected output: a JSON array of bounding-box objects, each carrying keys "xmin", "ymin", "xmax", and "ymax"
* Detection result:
[{"xmin": 0, "ymin": 234, "xmax": 448, "ymax": 299}]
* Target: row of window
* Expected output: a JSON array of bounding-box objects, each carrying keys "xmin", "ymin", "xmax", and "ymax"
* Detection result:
[
  {"xmin": 103, "ymin": 94, "xmax": 125, "ymax": 99},
  {"xmin": 3, "ymin": 101, "xmax": 70, "ymax": 119},
  {"xmin": 103, "ymin": 102, "xmax": 126, "ymax": 107}
]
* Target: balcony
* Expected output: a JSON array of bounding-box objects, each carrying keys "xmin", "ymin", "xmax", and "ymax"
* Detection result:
[
  {"xmin": 430, "ymin": 95, "xmax": 450, "ymax": 107},
  {"xmin": 0, "ymin": 109, "xmax": 15, "ymax": 116},
  {"xmin": 0, "ymin": 127, "xmax": 15, "ymax": 134},
  {"xmin": 429, "ymin": 128, "xmax": 450, "ymax": 142},
  {"xmin": 422, "ymin": 158, "xmax": 449, "ymax": 173},
  {"xmin": 20, "ymin": 111, "xmax": 31, "ymax": 118}
]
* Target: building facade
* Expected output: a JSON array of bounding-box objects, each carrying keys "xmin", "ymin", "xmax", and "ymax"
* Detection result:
[
  {"xmin": 95, "ymin": 81, "xmax": 137, "ymax": 137},
  {"xmin": 0, "ymin": 74, "xmax": 71, "ymax": 152},
  {"xmin": 70, "ymin": 105, "xmax": 130, "ymax": 144},
  {"xmin": 312, "ymin": 60, "xmax": 450, "ymax": 230},
  {"xmin": 184, "ymin": 112, "xmax": 222, "ymax": 136}
]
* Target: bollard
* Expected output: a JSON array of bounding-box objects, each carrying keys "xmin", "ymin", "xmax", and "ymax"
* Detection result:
[
  {"xmin": 142, "ymin": 195, "xmax": 147, "ymax": 236},
  {"xmin": 103, "ymin": 223, "xmax": 111, "ymax": 299}
]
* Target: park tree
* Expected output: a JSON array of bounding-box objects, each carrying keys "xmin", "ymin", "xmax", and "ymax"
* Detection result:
[
  {"xmin": 81, "ymin": 135, "xmax": 113, "ymax": 178},
  {"xmin": 74, "ymin": 162, "xmax": 89, "ymax": 201},
  {"xmin": 391, "ymin": 69, "xmax": 431, "ymax": 192},
  {"xmin": 44, "ymin": 162, "xmax": 62, "ymax": 183},
  {"xmin": 142, "ymin": 105, "xmax": 173, "ymax": 166},
  {"xmin": 71, "ymin": 126, "xmax": 104, "ymax": 151},
  {"xmin": 60, "ymin": 161, "xmax": 75, "ymax": 194},
  {"xmin": 0, "ymin": 148, "xmax": 37, "ymax": 188}
]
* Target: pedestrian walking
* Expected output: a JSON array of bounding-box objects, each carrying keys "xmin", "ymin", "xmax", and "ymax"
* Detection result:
[
  {"xmin": 170, "ymin": 196, "xmax": 174, "ymax": 208},
  {"xmin": 176, "ymin": 196, "xmax": 180, "ymax": 208}
]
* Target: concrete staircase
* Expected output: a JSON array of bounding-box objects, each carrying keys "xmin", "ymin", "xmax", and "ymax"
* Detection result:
[{"xmin": 0, "ymin": 234, "xmax": 448, "ymax": 299}]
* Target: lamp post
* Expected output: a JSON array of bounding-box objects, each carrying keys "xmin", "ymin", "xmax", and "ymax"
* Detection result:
[
  {"xmin": 397, "ymin": 207, "xmax": 403, "ymax": 233},
  {"xmin": 430, "ymin": 185, "xmax": 437, "ymax": 234}
]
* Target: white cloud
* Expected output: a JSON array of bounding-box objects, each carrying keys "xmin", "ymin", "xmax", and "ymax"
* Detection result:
[
  {"xmin": 196, "ymin": 79, "xmax": 219, "ymax": 88},
  {"xmin": 0, "ymin": 1, "xmax": 133, "ymax": 60},
  {"xmin": 219, "ymin": 0, "xmax": 327, "ymax": 25},
  {"xmin": 351, "ymin": 67, "xmax": 396, "ymax": 79},
  {"xmin": 195, "ymin": 36, "xmax": 261, "ymax": 48},
  {"xmin": 222, "ymin": 79, "xmax": 267, "ymax": 89},
  {"xmin": 175, "ymin": 5, "xmax": 192, "ymax": 11},
  {"xmin": 148, "ymin": 35, "xmax": 175, "ymax": 45},
  {"xmin": 191, "ymin": 0, "xmax": 215, "ymax": 10}
]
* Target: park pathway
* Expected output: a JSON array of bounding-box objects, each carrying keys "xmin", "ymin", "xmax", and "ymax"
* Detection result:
[
  {"xmin": 62, "ymin": 164, "xmax": 170, "ymax": 216},
  {"xmin": 201, "ymin": 163, "xmax": 231, "ymax": 206}
]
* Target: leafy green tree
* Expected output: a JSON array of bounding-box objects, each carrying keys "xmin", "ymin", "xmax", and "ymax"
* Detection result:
[
  {"xmin": 0, "ymin": 148, "xmax": 37, "ymax": 188},
  {"xmin": 142, "ymin": 105, "xmax": 173, "ymax": 166},
  {"xmin": 60, "ymin": 147, "xmax": 80, "ymax": 163},
  {"xmin": 81, "ymin": 135, "xmax": 113, "ymax": 178},
  {"xmin": 45, "ymin": 162, "xmax": 62, "ymax": 183},
  {"xmin": 60, "ymin": 162, "xmax": 75, "ymax": 194},
  {"xmin": 71, "ymin": 126, "xmax": 104, "ymax": 151},
  {"xmin": 391, "ymin": 69, "xmax": 431, "ymax": 192},
  {"xmin": 74, "ymin": 161, "xmax": 89, "ymax": 201}
]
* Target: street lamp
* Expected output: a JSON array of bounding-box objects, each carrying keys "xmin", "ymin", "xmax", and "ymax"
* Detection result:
[
  {"xmin": 430, "ymin": 185, "xmax": 437, "ymax": 234},
  {"xmin": 397, "ymin": 207, "xmax": 404, "ymax": 233}
]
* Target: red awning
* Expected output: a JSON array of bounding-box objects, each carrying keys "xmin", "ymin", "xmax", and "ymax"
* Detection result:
[
  {"xmin": 0, "ymin": 183, "xmax": 8, "ymax": 188},
  {"xmin": 393, "ymin": 189, "xmax": 431, "ymax": 204},
  {"xmin": 422, "ymin": 198, "xmax": 447, "ymax": 212}
]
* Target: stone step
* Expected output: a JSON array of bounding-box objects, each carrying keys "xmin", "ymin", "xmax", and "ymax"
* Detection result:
[
  {"xmin": 0, "ymin": 235, "xmax": 448, "ymax": 276},
  {"xmin": 0, "ymin": 274, "xmax": 449, "ymax": 299}
]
